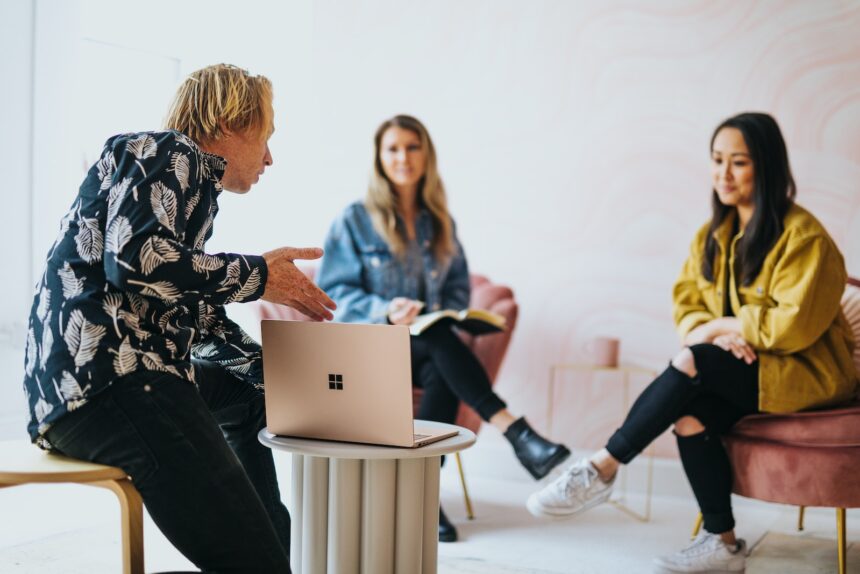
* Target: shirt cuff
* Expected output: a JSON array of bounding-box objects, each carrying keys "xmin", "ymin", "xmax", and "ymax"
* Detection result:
[{"xmin": 242, "ymin": 254, "xmax": 268, "ymax": 302}]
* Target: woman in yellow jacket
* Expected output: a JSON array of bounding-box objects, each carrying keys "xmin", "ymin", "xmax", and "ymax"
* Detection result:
[{"xmin": 527, "ymin": 112, "xmax": 857, "ymax": 574}]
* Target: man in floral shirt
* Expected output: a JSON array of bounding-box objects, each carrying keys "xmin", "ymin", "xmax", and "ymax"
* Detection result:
[{"xmin": 22, "ymin": 64, "xmax": 333, "ymax": 573}]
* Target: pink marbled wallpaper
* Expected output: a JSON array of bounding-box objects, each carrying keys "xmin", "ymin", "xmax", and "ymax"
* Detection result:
[
  {"xmin": 454, "ymin": 0, "xmax": 860, "ymax": 458},
  {"xmin": 297, "ymin": 0, "xmax": 860, "ymax": 459},
  {"xmin": 46, "ymin": 0, "xmax": 859, "ymax": 459},
  {"xmin": 281, "ymin": 0, "xmax": 860, "ymax": 458}
]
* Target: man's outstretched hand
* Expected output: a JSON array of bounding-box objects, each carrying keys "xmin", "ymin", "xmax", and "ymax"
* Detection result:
[{"xmin": 260, "ymin": 247, "xmax": 336, "ymax": 321}]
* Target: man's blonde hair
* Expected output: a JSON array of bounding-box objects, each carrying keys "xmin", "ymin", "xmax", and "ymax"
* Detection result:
[{"xmin": 164, "ymin": 63, "xmax": 273, "ymax": 143}]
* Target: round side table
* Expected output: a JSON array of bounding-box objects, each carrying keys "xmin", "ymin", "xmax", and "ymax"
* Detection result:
[
  {"xmin": 259, "ymin": 420, "xmax": 475, "ymax": 574},
  {"xmin": 547, "ymin": 363, "xmax": 657, "ymax": 521}
]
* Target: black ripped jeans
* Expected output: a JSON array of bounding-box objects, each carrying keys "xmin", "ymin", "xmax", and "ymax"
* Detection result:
[{"xmin": 605, "ymin": 344, "xmax": 760, "ymax": 534}]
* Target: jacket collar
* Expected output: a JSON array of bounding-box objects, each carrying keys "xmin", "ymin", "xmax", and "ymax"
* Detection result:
[{"xmin": 711, "ymin": 210, "xmax": 744, "ymax": 252}]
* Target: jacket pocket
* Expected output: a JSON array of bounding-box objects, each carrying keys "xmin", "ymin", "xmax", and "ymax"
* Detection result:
[
  {"xmin": 695, "ymin": 276, "xmax": 720, "ymax": 314},
  {"xmin": 358, "ymin": 244, "xmax": 399, "ymax": 297},
  {"xmin": 738, "ymin": 282, "xmax": 770, "ymax": 306}
]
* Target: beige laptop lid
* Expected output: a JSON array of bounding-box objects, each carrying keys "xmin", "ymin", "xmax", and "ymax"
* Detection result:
[{"xmin": 262, "ymin": 320, "xmax": 453, "ymax": 448}]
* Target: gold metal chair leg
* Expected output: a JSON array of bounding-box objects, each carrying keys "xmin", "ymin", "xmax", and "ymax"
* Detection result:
[
  {"xmin": 797, "ymin": 505, "xmax": 805, "ymax": 531},
  {"xmin": 837, "ymin": 507, "xmax": 846, "ymax": 574},
  {"xmin": 454, "ymin": 452, "xmax": 475, "ymax": 520},
  {"xmin": 94, "ymin": 478, "xmax": 145, "ymax": 574},
  {"xmin": 691, "ymin": 512, "xmax": 703, "ymax": 540}
]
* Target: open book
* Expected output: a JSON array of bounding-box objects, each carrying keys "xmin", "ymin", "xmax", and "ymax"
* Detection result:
[{"xmin": 409, "ymin": 308, "xmax": 506, "ymax": 336}]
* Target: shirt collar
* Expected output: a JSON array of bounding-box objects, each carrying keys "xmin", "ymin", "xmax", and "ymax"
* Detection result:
[
  {"xmin": 175, "ymin": 130, "xmax": 226, "ymax": 191},
  {"xmin": 200, "ymin": 151, "xmax": 226, "ymax": 191}
]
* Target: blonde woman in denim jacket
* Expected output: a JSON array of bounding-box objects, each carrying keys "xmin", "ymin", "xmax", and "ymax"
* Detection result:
[{"xmin": 317, "ymin": 115, "xmax": 570, "ymax": 542}]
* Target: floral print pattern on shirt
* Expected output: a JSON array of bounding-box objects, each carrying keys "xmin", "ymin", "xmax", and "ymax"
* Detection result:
[{"xmin": 23, "ymin": 130, "xmax": 268, "ymax": 448}]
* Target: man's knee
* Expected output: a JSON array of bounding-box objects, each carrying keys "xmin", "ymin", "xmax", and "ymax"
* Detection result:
[
  {"xmin": 249, "ymin": 394, "xmax": 267, "ymax": 426},
  {"xmin": 671, "ymin": 347, "xmax": 697, "ymax": 378},
  {"xmin": 674, "ymin": 415, "xmax": 705, "ymax": 436},
  {"xmin": 215, "ymin": 395, "xmax": 266, "ymax": 432}
]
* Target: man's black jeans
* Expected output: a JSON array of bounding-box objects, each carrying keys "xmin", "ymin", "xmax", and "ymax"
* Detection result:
[{"xmin": 45, "ymin": 360, "xmax": 291, "ymax": 573}]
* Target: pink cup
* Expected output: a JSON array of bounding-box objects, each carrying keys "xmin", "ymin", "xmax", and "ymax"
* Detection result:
[{"xmin": 584, "ymin": 337, "xmax": 620, "ymax": 368}]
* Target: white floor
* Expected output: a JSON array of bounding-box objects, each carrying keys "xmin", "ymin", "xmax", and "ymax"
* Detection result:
[{"xmin": 1, "ymin": 426, "xmax": 858, "ymax": 573}]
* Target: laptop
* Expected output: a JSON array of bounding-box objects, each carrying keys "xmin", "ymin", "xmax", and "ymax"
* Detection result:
[{"xmin": 261, "ymin": 320, "xmax": 459, "ymax": 448}]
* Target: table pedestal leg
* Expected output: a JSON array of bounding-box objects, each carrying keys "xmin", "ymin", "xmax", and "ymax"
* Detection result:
[
  {"xmin": 328, "ymin": 458, "xmax": 361, "ymax": 574},
  {"xmin": 361, "ymin": 459, "xmax": 396, "ymax": 574},
  {"xmin": 395, "ymin": 458, "xmax": 426, "ymax": 572},
  {"xmin": 302, "ymin": 456, "xmax": 329, "ymax": 574},
  {"xmin": 286, "ymin": 450, "xmax": 449, "ymax": 574},
  {"xmin": 422, "ymin": 456, "xmax": 441, "ymax": 574},
  {"xmin": 290, "ymin": 454, "xmax": 304, "ymax": 572}
]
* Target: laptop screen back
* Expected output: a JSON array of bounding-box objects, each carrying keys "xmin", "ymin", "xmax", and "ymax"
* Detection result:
[{"xmin": 261, "ymin": 320, "xmax": 415, "ymax": 447}]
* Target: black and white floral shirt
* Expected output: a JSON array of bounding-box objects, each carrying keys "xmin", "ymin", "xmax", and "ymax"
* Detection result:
[{"xmin": 23, "ymin": 130, "xmax": 268, "ymax": 448}]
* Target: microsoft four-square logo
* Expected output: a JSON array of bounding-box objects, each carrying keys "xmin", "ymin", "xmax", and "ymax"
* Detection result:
[{"xmin": 328, "ymin": 373, "xmax": 344, "ymax": 390}]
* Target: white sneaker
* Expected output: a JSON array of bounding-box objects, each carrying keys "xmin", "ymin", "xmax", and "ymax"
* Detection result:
[
  {"xmin": 653, "ymin": 532, "xmax": 747, "ymax": 573},
  {"xmin": 526, "ymin": 458, "xmax": 615, "ymax": 517}
]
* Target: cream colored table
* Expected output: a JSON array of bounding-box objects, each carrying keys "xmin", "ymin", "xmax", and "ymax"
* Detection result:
[
  {"xmin": 547, "ymin": 363, "xmax": 657, "ymax": 522},
  {"xmin": 259, "ymin": 421, "xmax": 475, "ymax": 574}
]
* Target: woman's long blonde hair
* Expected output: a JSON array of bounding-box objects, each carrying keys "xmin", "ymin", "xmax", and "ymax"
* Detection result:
[
  {"xmin": 365, "ymin": 115, "xmax": 454, "ymax": 261},
  {"xmin": 164, "ymin": 63, "xmax": 273, "ymax": 144}
]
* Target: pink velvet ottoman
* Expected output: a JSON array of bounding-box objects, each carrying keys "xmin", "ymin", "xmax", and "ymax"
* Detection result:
[
  {"xmin": 724, "ymin": 402, "xmax": 860, "ymax": 508},
  {"xmin": 714, "ymin": 277, "xmax": 860, "ymax": 574}
]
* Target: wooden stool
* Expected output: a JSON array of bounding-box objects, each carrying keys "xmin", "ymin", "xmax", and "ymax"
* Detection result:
[{"xmin": 0, "ymin": 439, "xmax": 144, "ymax": 574}]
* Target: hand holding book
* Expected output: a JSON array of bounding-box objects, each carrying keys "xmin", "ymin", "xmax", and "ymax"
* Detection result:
[
  {"xmin": 408, "ymin": 308, "xmax": 506, "ymax": 336},
  {"xmin": 387, "ymin": 297, "xmax": 425, "ymax": 325}
]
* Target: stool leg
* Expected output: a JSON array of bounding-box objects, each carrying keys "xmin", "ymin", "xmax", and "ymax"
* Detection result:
[
  {"xmin": 691, "ymin": 512, "xmax": 703, "ymax": 540},
  {"xmin": 95, "ymin": 479, "xmax": 144, "ymax": 574},
  {"xmin": 454, "ymin": 452, "xmax": 475, "ymax": 520},
  {"xmin": 797, "ymin": 505, "xmax": 805, "ymax": 531},
  {"xmin": 837, "ymin": 508, "xmax": 846, "ymax": 574}
]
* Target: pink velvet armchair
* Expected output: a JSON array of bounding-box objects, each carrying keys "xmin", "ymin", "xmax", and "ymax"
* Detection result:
[
  {"xmin": 249, "ymin": 269, "xmax": 519, "ymax": 519},
  {"xmin": 693, "ymin": 277, "xmax": 860, "ymax": 574}
]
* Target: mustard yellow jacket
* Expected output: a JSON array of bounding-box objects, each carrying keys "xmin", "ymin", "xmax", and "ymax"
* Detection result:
[{"xmin": 673, "ymin": 204, "xmax": 857, "ymax": 413}]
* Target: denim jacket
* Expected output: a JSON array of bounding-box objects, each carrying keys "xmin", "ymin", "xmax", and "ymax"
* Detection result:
[{"xmin": 317, "ymin": 201, "xmax": 471, "ymax": 324}]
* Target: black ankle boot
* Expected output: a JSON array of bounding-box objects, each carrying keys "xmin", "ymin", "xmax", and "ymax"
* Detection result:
[
  {"xmin": 504, "ymin": 417, "xmax": 571, "ymax": 480},
  {"xmin": 438, "ymin": 506, "xmax": 458, "ymax": 542}
]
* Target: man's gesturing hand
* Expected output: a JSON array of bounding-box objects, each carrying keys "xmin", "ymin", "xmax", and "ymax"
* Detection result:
[{"xmin": 260, "ymin": 247, "xmax": 336, "ymax": 321}]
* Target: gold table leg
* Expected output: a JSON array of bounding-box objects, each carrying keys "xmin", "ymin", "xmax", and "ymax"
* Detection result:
[
  {"xmin": 547, "ymin": 364, "xmax": 655, "ymax": 523},
  {"xmin": 454, "ymin": 452, "xmax": 474, "ymax": 520},
  {"xmin": 691, "ymin": 512, "xmax": 703, "ymax": 540},
  {"xmin": 837, "ymin": 507, "xmax": 846, "ymax": 574},
  {"xmin": 608, "ymin": 369, "xmax": 654, "ymax": 522}
]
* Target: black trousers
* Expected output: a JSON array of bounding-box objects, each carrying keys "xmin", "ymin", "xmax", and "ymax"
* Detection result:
[
  {"xmin": 45, "ymin": 360, "xmax": 291, "ymax": 573},
  {"xmin": 410, "ymin": 322, "xmax": 507, "ymax": 424},
  {"xmin": 605, "ymin": 344, "xmax": 760, "ymax": 534}
]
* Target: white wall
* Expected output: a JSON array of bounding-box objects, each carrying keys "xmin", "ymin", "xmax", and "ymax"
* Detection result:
[
  {"xmin": 212, "ymin": 0, "xmax": 860, "ymax": 456},
  {"xmin": 0, "ymin": 0, "xmax": 35, "ymax": 438},
  {"xmin": 2, "ymin": 0, "xmax": 859, "ymax": 451},
  {"xmin": 0, "ymin": 1, "xmax": 34, "ymax": 335}
]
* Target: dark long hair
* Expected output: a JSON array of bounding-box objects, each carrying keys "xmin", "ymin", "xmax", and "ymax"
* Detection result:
[{"xmin": 702, "ymin": 112, "xmax": 796, "ymax": 286}]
